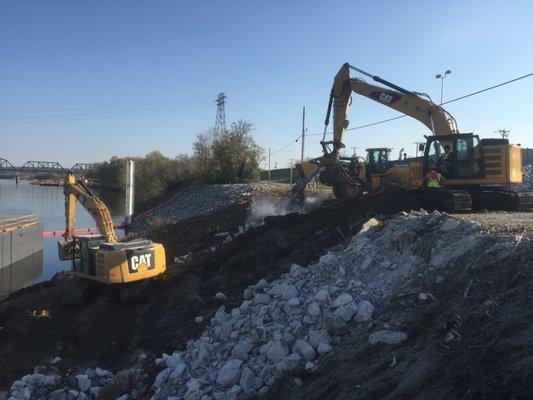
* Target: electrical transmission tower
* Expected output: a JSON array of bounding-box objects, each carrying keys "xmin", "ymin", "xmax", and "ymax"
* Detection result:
[{"xmin": 215, "ymin": 92, "xmax": 227, "ymax": 134}]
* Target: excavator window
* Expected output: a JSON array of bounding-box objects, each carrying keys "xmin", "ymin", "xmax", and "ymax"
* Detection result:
[
  {"xmin": 424, "ymin": 135, "xmax": 484, "ymax": 179},
  {"xmin": 72, "ymin": 236, "xmax": 105, "ymax": 276},
  {"xmin": 427, "ymin": 141, "xmax": 443, "ymax": 165},
  {"xmin": 366, "ymin": 149, "xmax": 390, "ymax": 175},
  {"xmin": 455, "ymin": 136, "xmax": 482, "ymax": 178}
]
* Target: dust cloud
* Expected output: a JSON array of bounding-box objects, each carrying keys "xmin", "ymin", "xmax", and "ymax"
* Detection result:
[{"xmin": 245, "ymin": 193, "xmax": 326, "ymax": 227}]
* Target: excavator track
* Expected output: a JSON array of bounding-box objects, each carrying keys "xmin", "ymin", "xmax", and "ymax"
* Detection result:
[
  {"xmin": 470, "ymin": 188, "xmax": 533, "ymax": 211},
  {"xmin": 440, "ymin": 189, "xmax": 472, "ymax": 212},
  {"xmin": 425, "ymin": 189, "xmax": 472, "ymax": 212}
]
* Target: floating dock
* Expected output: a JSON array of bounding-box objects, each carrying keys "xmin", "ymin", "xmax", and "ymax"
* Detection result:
[{"xmin": 0, "ymin": 215, "xmax": 43, "ymax": 298}]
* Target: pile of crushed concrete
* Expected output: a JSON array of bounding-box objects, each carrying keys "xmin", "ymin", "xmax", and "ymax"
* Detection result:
[
  {"xmin": 6, "ymin": 209, "xmax": 528, "ymax": 400},
  {"xmin": 131, "ymin": 184, "xmax": 269, "ymax": 235},
  {"xmin": 510, "ymin": 164, "xmax": 532, "ymax": 190},
  {"xmin": 4, "ymin": 364, "xmax": 146, "ymax": 400},
  {"xmin": 518, "ymin": 164, "xmax": 532, "ymax": 189}
]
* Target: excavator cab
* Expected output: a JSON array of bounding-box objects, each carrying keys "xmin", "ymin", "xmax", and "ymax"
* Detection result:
[
  {"xmin": 365, "ymin": 148, "xmax": 392, "ymax": 180},
  {"xmin": 423, "ymin": 134, "xmax": 484, "ymax": 180},
  {"xmin": 71, "ymin": 234, "xmax": 106, "ymax": 276}
]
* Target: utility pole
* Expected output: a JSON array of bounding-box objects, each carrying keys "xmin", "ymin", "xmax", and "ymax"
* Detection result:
[
  {"xmin": 497, "ymin": 129, "xmax": 510, "ymax": 139},
  {"xmin": 268, "ymin": 147, "xmax": 271, "ymax": 184},
  {"xmin": 300, "ymin": 106, "xmax": 306, "ymax": 163},
  {"xmin": 289, "ymin": 160, "xmax": 293, "ymax": 184},
  {"xmin": 351, "ymin": 147, "xmax": 358, "ymax": 158}
]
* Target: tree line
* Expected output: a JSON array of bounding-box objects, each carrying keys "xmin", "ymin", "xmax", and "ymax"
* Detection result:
[{"xmin": 87, "ymin": 120, "xmax": 263, "ymax": 210}]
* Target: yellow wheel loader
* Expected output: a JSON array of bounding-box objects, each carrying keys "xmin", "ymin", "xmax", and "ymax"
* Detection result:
[
  {"xmin": 58, "ymin": 172, "xmax": 166, "ymax": 304},
  {"xmin": 293, "ymin": 63, "xmax": 532, "ymax": 211}
]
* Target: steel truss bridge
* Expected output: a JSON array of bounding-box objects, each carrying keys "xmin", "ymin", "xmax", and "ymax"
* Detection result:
[{"xmin": 0, "ymin": 158, "xmax": 94, "ymax": 174}]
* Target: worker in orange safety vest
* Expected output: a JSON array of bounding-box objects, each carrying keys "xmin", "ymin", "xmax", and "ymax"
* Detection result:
[{"xmin": 425, "ymin": 163, "xmax": 442, "ymax": 188}]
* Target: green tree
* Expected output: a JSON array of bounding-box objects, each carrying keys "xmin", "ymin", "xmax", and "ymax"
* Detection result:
[
  {"xmin": 85, "ymin": 119, "xmax": 263, "ymax": 212},
  {"xmin": 211, "ymin": 120, "xmax": 263, "ymax": 183},
  {"xmin": 192, "ymin": 129, "xmax": 217, "ymax": 182}
]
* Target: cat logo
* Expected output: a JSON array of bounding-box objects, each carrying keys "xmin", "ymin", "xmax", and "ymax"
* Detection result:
[
  {"xmin": 378, "ymin": 92, "xmax": 395, "ymax": 104},
  {"xmin": 369, "ymin": 90, "xmax": 400, "ymax": 105},
  {"xmin": 130, "ymin": 253, "xmax": 152, "ymax": 273}
]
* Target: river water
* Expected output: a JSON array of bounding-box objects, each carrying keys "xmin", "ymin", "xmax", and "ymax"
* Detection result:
[{"xmin": 0, "ymin": 178, "xmax": 124, "ymax": 285}]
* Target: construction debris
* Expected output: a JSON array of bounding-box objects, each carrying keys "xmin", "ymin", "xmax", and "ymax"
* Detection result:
[
  {"xmin": 5, "ymin": 208, "xmax": 530, "ymax": 400},
  {"xmin": 1, "ymin": 185, "xmax": 531, "ymax": 400}
]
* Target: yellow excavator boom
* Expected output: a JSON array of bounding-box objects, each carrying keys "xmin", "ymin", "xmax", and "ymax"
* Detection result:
[
  {"xmin": 292, "ymin": 63, "xmax": 461, "ymax": 201},
  {"xmin": 63, "ymin": 171, "xmax": 117, "ymax": 243},
  {"xmin": 330, "ymin": 63, "xmax": 458, "ymax": 158}
]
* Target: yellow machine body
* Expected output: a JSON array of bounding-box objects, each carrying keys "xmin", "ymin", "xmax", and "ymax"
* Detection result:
[
  {"xmin": 443, "ymin": 143, "xmax": 522, "ymax": 186},
  {"xmin": 68, "ymin": 235, "xmax": 166, "ymax": 284},
  {"xmin": 58, "ymin": 172, "xmax": 167, "ymax": 287},
  {"xmin": 368, "ymin": 161, "xmax": 424, "ymax": 189},
  {"xmin": 364, "ymin": 142, "xmax": 522, "ymax": 192},
  {"xmin": 292, "ymin": 63, "xmax": 527, "ymax": 208}
]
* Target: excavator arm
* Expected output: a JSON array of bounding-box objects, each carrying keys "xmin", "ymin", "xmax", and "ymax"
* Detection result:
[
  {"xmin": 328, "ymin": 63, "xmax": 458, "ymax": 158},
  {"xmin": 292, "ymin": 63, "xmax": 459, "ymax": 201},
  {"xmin": 62, "ymin": 172, "xmax": 117, "ymax": 244}
]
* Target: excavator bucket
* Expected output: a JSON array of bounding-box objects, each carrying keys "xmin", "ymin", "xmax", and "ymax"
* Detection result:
[
  {"xmin": 58, "ymin": 239, "xmax": 80, "ymax": 261},
  {"xmin": 291, "ymin": 161, "xmax": 322, "ymax": 203}
]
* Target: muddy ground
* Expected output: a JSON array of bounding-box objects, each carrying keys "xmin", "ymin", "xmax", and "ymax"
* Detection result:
[{"xmin": 0, "ymin": 189, "xmax": 421, "ymax": 390}]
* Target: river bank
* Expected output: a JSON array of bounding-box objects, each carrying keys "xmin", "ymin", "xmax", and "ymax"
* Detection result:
[{"xmin": 0, "ymin": 179, "xmax": 124, "ymax": 284}]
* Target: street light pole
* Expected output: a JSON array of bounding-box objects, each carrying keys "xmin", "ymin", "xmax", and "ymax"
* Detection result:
[{"xmin": 435, "ymin": 69, "xmax": 452, "ymax": 106}]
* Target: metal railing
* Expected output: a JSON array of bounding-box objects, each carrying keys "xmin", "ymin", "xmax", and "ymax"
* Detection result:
[{"xmin": 0, "ymin": 214, "xmax": 39, "ymax": 232}]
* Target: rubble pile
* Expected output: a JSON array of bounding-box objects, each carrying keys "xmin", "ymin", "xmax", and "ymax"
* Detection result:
[
  {"xmin": 4, "ymin": 364, "xmax": 147, "ymax": 400},
  {"xmin": 5, "ymin": 210, "xmax": 528, "ymax": 400},
  {"xmin": 519, "ymin": 164, "xmax": 532, "ymax": 189},
  {"xmin": 132, "ymin": 184, "xmax": 269, "ymax": 234},
  {"xmin": 509, "ymin": 164, "xmax": 532, "ymax": 190},
  {"xmin": 147, "ymin": 211, "xmax": 505, "ymax": 400}
]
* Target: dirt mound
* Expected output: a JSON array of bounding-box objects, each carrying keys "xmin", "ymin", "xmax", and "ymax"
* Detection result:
[{"xmin": 0, "ymin": 189, "xmax": 420, "ymax": 390}]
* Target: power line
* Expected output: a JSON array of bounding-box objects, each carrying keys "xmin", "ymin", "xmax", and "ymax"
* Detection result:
[
  {"xmin": 270, "ymin": 135, "xmax": 302, "ymax": 155},
  {"xmin": 443, "ymin": 73, "xmax": 533, "ymax": 105},
  {"xmin": 231, "ymin": 100, "xmax": 295, "ymax": 134},
  {"xmin": 0, "ymin": 98, "xmax": 212, "ymax": 118},
  {"xmin": 0, "ymin": 100, "xmax": 213, "ymax": 125},
  {"xmin": 307, "ymin": 71, "xmax": 533, "ymax": 135}
]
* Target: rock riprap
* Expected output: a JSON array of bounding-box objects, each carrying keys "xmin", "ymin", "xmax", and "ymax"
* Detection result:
[{"xmin": 132, "ymin": 184, "xmax": 269, "ymax": 235}]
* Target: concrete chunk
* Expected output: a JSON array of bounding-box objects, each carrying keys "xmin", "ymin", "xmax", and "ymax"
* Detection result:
[
  {"xmin": 369, "ymin": 330, "xmax": 407, "ymax": 345},
  {"xmin": 217, "ymin": 359, "xmax": 243, "ymax": 387}
]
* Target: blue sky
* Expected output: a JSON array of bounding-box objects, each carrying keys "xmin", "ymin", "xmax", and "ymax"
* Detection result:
[{"xmin": 1, "ymin": 0, "xmax": 532, "ymax": 168}]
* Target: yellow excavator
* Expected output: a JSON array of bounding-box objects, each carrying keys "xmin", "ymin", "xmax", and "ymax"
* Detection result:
[
  {"xmin": 58, "ymin": 171, "xmax": 166, "ymax": 303},
  {"xmin": 293, "ymin": 63, "xmax": 531, "ymax": 211}
]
